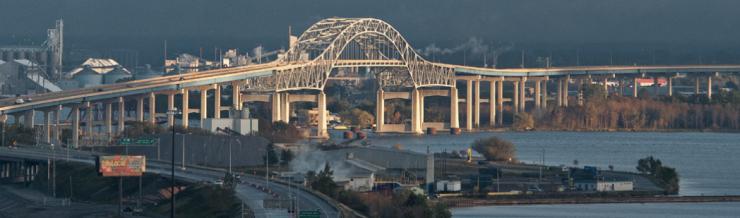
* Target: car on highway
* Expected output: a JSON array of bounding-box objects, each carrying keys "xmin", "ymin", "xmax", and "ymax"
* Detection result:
[{"xmin": 213, "ymin": 179, "xmax": 224, "ymax": 186}]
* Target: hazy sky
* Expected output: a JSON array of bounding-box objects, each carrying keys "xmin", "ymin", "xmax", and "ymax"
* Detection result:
[{"xmin": 2, "ymin": 0, "xmax": 739, "ymax": 65}]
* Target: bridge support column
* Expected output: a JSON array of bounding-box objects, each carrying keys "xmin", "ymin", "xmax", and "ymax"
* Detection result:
[
  {"xmin": 53, "ymin": 108, "xmax": 60, "ymax": 145},
  {"xmin": 695, "ymin": 77, "xmax": 701, "ymax": 95},
  {"xmin": 136, "ymin": 97, "xmax": 144, "ymax": 122},
  {"xmin": 214, "ymin": 85, "xmax": 221, "ymax": 119},
  {"xmin": 182, "ymin": 90, "xmax": 190, "ymax": 128},
  {"xmin": 72, "ymin": 105, "xmax": 80, "ymax": 148},
  {"xmin": 557, "ymin": 79, "xmax": 563, "ymax": 107},
  {"xmin": 232, "ymin": 81, "xmax": 241, "ymax": 111},
  {"xmin": 466, "ymin": 80, "xmax": 473, "ymax": 131},
  {"xmin": 282, "ymin": 93, "xmax": 290, "ymax": 123},
  {"xmin": 707, "ymin": 76, "xmax": 713, "ymax": 100},
  {"xmin": 272, "ymin": 93, "xmax": 282, "ymax": 123},
  {"xmin": 668, "ymin": 77, "xmax": 673, "ymax": 97},
  {"xmin": 534, "ymin": 80, "xmax": 541, "ymax": 109},
  {"xmin": 118, "ymin": 97, "xmax": 125, "ymax": 133},
  {"xmin": 474, "ymin": 80, "xmax": 480, "ymax": 128},
  {"xmin": 167, "ymin": 94, "xmax": 175, "ymax": 127},
  {"xmin": 420, "ymin": 95, "xmax": 425, "ymax": 125},
  {"xmin": 489, "ymin": 81, "xmax": 496, "ymax": 127},
  {"xmin": 411, "ymin": 88, "xmax": 423, "ymax": 134},
  {"xmin": 603, "ymin": 78, "xmax": 609, "ymax": 97},
  {"xmin": 496, "ymin": 80, "xmax": 504, "ymax": 125},
  {"xmin": 317, "ymin": 91, "xmax": 328, "ymax": 138},
  {"xmin": 520, "ymin": 78, "xmax": 527, "ymax": 112},
  {"xmin": 563, "ymin": 75, "xmax": 570, "ymax": 106},
  {"xmin": 633, "ymin": 77, "xmax": 640, "ymax": 98},
  {"xmin": 376, "ymin": 89, "xmax": 385, "ymax": 132},
  {"xmin": 148, "ymin": 93, "xmax": 156, "ymax": 124},
  {"xmin": 43, "ymin": 111, "xmax": 51, "ymax": 144},
  {"xmin": 450, "ymin": 87, "xmax": 459, "ymax": 129},
  {"xmin": 542, "ymin": 80, "xmax": 548, "ymax": 108},
  {"xmin": 105, "ymin": 102, "xmax": 112, "ymax": 141},
  {"xmin": 513, "ymin": 81, "xmax": 519, "ymax": 113},
  {"xmin": 24, "ymin": 110, "xmax": 35, "ymax": 128},
  {"xmin": 85, "ymin": 102, "xmax": 93, "ymax": 142},
  {"xmin": 200, "ymin": 89, "xmax": 208, "ymax": 125}
]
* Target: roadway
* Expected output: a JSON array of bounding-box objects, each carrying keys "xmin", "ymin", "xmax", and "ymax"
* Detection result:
[
  {"xmin": 0, "ymin": 146, "xmax": 340, "ymax": 218},
  {"xmin": 2, "ymin": 59, "xmax": 740, "ymax": 115}
]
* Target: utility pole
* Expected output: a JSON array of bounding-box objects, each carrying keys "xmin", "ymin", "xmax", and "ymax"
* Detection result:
[
  {"xmin": 118, "ymin": 177, "xmax": 123, "ymax": 216},
  {"xmin": 167, "ymin": 108, "xmax": 181, "ymax": 218},
  {"xmin": 182, "ymin": 134, "xmax": 186, "ymax": 170}
]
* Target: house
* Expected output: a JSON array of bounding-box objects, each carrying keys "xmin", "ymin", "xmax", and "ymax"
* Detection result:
[{"xmin": 575, "ymin": 179, "xmax": 633, "ymax": 192}]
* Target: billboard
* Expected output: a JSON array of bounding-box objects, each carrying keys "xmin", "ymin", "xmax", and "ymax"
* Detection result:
[{"xmin": 97, "ymin": 155, "xmax": 146, "ymax": 177}]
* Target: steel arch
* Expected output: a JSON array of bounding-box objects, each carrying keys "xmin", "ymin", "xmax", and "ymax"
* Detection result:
[{"xmin": 269, "ymin": 18, "xmax": 455, "ymax": 91}]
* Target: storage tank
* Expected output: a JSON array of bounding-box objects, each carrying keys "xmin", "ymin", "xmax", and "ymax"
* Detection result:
[
  {"xmin": 103, "ymin": 66, "xmax": 132, "ymax": 84},
  {"xmin": 74, "ymin": 65, "xmax": 103, "ymax": 88}
]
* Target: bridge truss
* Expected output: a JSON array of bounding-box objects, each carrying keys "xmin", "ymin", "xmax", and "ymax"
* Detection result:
[{"xmin": 247, "ymin": 18, "xmax": 455, "ymax": 92}]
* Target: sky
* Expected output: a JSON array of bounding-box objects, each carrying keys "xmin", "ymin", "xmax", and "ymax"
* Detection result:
[{"xmin": 2, "ymin": 0, "xmax": 739, "ymax": 67}]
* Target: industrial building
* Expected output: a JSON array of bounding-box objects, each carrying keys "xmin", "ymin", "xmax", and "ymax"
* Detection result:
[
  {"xmin": 66, "ymin": 58, "xmax": 132, "ymax": 88},
  {"xmin": 0, "ymin": 59, "xmax": 62, "ymax": 96},
  {"xmin": 0, "ymin": 19, "xmax": 63, "ymax": 80}
]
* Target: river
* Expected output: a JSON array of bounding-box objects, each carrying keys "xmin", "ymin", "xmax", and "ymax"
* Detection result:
[{"xmin": 336, "ymin": 131, "xmax": 740, "ymax": 217}]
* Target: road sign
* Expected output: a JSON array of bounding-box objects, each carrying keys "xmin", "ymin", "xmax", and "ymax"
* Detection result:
[
  {"xmin": 118, "ymin": 137, "xmax": 155, "ymax": 145},
  {"xmin": 299, "ymin": 210, "xmax": 321, "ymax": 218},
  {"xmin": 119, "ymin": 138, "xmax": 133, "ymax": 145},
  {"xmin": 97, "ymin": 155, "xmax": 146, "ymax": 177}
]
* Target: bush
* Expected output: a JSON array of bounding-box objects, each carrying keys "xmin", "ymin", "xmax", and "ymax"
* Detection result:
[
  {"xmin": 636, "ymin": 156, "xmax": 679, "ymax": 194},
  {"xmin": 471, "ymin": 137, "xmax": 516, "ymax": 162},
  {"xmin": 513, "ymin": 112, "xmax": 534, "ymax": 130}
]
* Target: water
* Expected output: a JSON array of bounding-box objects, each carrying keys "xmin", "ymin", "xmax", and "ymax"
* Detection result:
[
  {"xmin": 340, "ymin": 131, "xmax": 740, "ymax": 217},
  {"xmin": 358, "ymin": 131, "xmax": 740, "ymax": 196},
  {"xmin": 451, "ymin": 202, "xmax": 740, "ymax": 218}
]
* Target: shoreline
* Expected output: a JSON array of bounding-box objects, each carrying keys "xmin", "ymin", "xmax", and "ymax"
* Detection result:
[{"xmin": 441, "ymin": 195, "xmax": 740, "ymax": 208}]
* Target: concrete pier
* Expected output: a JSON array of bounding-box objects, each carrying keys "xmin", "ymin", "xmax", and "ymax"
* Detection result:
[
  {"xmin": 167, "ymin": 93, "xmax": 175, "ymax": 127},
  {"xmin": 105, "ymin": 102, "xmax": 112, "ymax": 139},
  {"xmin": 136, "ymin": 97, "xmax": 144, "ymax": 122},
  {"xmin": 118, "ymin": 97, "xmax": 125, "ymax": 132},
  {"xmin": 214, "ymin": 85, "xmax": 221, "ymax": 119},
  {"xmin": 513, "ymin": 81, "xmax": 519, "ymax": 113},
  {"xmin": 450, "ymin": 87, "xmax": 459, "ymax": 129},
  {"xmin": 489, "ymin": 81, "xmax": 496, "ymax": 127},
  {"xmin": 496, "ymin": 80, "xmax": 503, "ymax": 125},
  {"xmin": 376, "ymin": 89, "xmax": 385, "ymax": 132},
  {"xmin": 182, "ymin": 90, "xmax": 190, "ymax": 128},
  {"xmin": 318, "ymin": 91, "xmax": 328, "ymax": 138},
  {"xmin": 474, "ymin": 80, "xmax": 480, "ymax": 128},
  {"xmin": 71, "ymin": 105, "xmax": 79, "ymax": 148},
  {"xmin": 707, "ymin": 76, "xmax": 713, "ymax": 100},
  {"xmin": 200, "ymin": 88, "xmax": 208, "ymax": 125},
  {"xmin": 149, "ymin": 92, "xmax": 156, "ymax": 123},
  {"xmin": 519, "ymin": 78, "xmax": 526, "ymax": 111},
  {"xmin": 466, "ymin": 80, "xmax": 473, "ymax": 131},
  {"xmin": 232, "ymin": 81, "xmax": 241, "ymax": 111}
]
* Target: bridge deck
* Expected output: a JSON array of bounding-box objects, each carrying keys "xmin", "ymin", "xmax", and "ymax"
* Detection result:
[{"xmin": 1, "ymin": 60, "xmax": 739, "ymax": 114}]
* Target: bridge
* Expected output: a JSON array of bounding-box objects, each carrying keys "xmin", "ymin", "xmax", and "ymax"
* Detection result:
[{"xmin": 1, "ymin": 17, "xmax": 739, "ymax": 147}]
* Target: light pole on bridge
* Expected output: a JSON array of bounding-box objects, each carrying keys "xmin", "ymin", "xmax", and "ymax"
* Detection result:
[{"xmin": 166, "ymin": 107, "xmax": 181, "ymax": 218}]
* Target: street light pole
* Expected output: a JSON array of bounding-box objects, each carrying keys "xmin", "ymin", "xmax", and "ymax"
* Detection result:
[
  {"xmin": 167, "ymin": 108, "xmax": 181, "ymax": 218},
  {"xmin": 228, "ymin": 138, "xmax": 232, "ymax": 174}
]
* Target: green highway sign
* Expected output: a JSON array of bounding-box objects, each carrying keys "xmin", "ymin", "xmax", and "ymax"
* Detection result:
[
  {"xmin": 119, "ymin": 138, "xmax": 134, "ymax": 145},
  {"xmin": 299, "ymin": 210, "xmax": 321, "ymax": 218},
  {"xmin": 135, "ymin": 138, "xmax": 156, "ymax": 145},
  {"xmin": 118, "ymin": 138, "xmax": 156, "ymax": 145}
]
